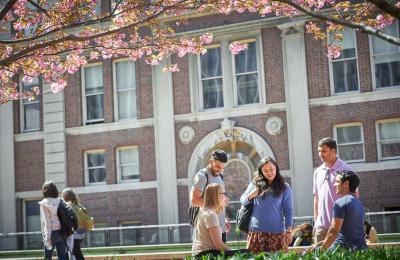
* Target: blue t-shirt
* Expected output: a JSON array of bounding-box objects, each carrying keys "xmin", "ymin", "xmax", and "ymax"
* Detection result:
[{"xmin": 332, "ymin": 194, "xmax": 367, "ymax": 250}]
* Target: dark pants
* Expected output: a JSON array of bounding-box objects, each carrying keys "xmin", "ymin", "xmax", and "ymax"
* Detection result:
[
  {"xmin": 72, "ymin": 239, "xmax": 84, "ymax": 260},
  {"xmin": 222, "ymin": 232, "xmax": 227, "ymax": 243},
  {"xmin": 194, "ymin": 249, "xmax": 248, "ymax": 259},
  {"xmin": 44, "ymin": 230, "xmax": 68, "ymax": 260}
]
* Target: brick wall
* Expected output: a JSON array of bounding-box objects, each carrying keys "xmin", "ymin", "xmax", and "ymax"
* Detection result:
[
  {"xmin": 356, "ymin": 31, "xmax": 373, "ymax": 93},
  {"xmin": 174, "ymin": 12, "xmax": 262, "ymax": 33},
  {"xmin": 310, "ymin": 99, "xmax": 400, "ymax": 167},
  {"xmin": 136, "ymin": 60, "xmax": 154, "ymax": 119},
  {"xmin": 172, "ymin": 55, "xmax": 191, "ymax": 115},
  {"xmin": 66, "ymin": 127, "xmax": 156, "ymax": 187},
  {"xmin": 79, "ymin": 189, "xmax": 158, "ymax": 226},
  {"xmin": 262, "ymin": 27, "xmax": 285, "ymax": 104},
  {"xmin": 65, "ymin": 71, "xmax": 82, "ymax": 127},
  {"xmin": 305, "ymin": 25, "xmax": 330, "ymax": 99},
  {"xmin": 359, "ymin": 169, "xmax": 400, "ymax": 211},
  {"xmin": 15, "ymin": 140, "xmax": 45, "ymax": 192}
]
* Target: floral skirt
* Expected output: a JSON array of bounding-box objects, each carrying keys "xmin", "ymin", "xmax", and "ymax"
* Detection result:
[{"xmin": 247, "ymin": 231, "xmax": 288, "ymax": 254}]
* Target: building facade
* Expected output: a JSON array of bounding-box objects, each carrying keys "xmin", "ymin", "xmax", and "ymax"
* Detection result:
[{"xmin": 1, "ymin": 2, "xmax": 400, "ymax": 249}]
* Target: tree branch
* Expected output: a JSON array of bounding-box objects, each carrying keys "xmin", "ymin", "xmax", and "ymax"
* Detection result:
[
  {"xmin": 368, "ymin": 0, "xmax": 400, "ymax": 19},
  {"xmin": 0, "ymin": 0, "xmax": 18, "ymax": 21},
  {"xmin": 279, "ymin": 0, "xmax": 400, "ymax": 45},
  {"xmin": 27, "ymin": 0, "xmax": 50, "ymax": 17}
]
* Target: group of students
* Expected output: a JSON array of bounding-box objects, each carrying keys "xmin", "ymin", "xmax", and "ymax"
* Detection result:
[
  {"xmin": 190, "ymin": 137, "xmax": 373, "ymax": 258},
  {"xmin": 39, "ymin": 181, "xmax": 90, "ymax": 260}
]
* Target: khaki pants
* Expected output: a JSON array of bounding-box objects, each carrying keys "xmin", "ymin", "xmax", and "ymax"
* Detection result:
[{"xmin": 313, "ymin": 226, "xmax": 328, "ymax": 244}]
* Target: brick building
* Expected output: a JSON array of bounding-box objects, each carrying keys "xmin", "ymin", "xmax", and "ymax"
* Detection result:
[{"xmin": 0, "ymin": 2, "xmax": 400, "ymax": 248}]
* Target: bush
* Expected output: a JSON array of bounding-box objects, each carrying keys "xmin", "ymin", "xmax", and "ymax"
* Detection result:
[{"xmin": 188, "ymin": 247, "xmax": 400, "ymax": 259}]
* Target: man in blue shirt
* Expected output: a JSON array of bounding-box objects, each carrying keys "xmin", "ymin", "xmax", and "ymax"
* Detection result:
[{"xmin": 310, "ymin": 170, "xmax": 367, "ymax": 251}]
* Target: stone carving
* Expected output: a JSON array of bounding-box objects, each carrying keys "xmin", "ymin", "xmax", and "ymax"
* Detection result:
[
  {"xmin": 266, "ymin": 116, "xmax": 283, "ymax": 135},
  {"xmin": 179, "ymin": 126, "xmax": 195, "ymax": 144}
]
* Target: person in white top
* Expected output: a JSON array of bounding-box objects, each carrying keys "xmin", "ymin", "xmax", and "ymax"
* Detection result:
[{"xmin": 39, "ymin": 181, "xmax": 71, "ymax": 260}]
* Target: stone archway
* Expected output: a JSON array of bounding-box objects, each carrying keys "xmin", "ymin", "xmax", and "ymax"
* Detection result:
[{"xmin": 187, "ymin": 118, "xmax": 275, "ymax": 218}]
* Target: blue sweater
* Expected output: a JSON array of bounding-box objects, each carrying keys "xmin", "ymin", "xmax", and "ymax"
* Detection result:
[{"xmin": 240, "ymin": 182, "xmax": 293, "ymax": 233}]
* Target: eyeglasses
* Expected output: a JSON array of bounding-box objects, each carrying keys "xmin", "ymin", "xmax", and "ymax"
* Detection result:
[{"xmin": 219, "ymin": 192, "xmax": 227, "ymax": 196}]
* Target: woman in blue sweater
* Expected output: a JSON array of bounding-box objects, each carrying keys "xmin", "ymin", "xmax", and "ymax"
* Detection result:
[{"xmin": 240, "ymin": 157, "xmax": 293, "ymax": 253}]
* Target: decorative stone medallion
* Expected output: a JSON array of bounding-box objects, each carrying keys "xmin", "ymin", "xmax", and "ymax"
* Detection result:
[
  {"xmin": 266, "ymin": 116, "xmax": 283, "ymax": 135},
  {"xmin": 179, "ymin": 126, "xmax": 195, "ymax": 144}
]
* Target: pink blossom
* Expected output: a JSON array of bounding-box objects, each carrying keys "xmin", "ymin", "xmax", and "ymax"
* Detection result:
[
  {"xmin": 200, "ymin": 33, "xmax": 213, "ymax": 44},
  {"xmin": 162, "ymin": 64, "xmax": 180, "ymax": 72},
  {"xmin": 51, "ymin": 79, "xmax": 67, "ymax": 93},
  {"xmin": 327, "ymin": 45, "xmax": 341, "ymax": 59},
  {"xmin": 229, "ymin": 42, "xmax": 248, "ymax": 55}
]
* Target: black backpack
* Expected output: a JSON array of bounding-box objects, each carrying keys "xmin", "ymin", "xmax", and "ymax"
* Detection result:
[
  {"xmin": 188, "ymin": 170, "xmax": 223, "ymax": 226},
  {"xmin": 57, "ymin": 200, "xmax": 78, "ymax": 239}
]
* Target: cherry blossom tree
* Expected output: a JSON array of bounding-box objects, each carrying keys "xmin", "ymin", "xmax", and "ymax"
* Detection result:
[{"xmin": 0, "ymin": 0, "xmax": 399, "ymax": 103}]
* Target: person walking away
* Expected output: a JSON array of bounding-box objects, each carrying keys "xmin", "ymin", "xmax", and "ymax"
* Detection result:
[
  {"xmin": 39, "ymin": 181, "xmax": 70, "ymax": 260},
  {"xmin": 63, "ymin": 187, "xmax": 93, "ymax": 260}
]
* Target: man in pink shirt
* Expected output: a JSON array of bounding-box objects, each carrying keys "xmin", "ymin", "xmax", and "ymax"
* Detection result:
[{"xmin": 313, "ymin": 137, "xmax": 352, "ymax": 243}]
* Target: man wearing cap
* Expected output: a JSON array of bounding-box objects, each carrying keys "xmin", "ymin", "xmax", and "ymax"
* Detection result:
[
  {"xmin": 313, "ymin": 137, "xmax": 353, "ymax": 243},
  {"xmin": 190, "ymin": 149, "xmax": 230, "ymax": 242}
]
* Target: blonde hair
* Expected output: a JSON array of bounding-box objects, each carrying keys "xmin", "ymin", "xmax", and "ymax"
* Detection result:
[
  {"xmin": 62, "ymin": 187, "xmax": 79, "ymax": 204},
  {"xmin": 203, "ymin": 183, "xmax": 224, "ymax": 214}
]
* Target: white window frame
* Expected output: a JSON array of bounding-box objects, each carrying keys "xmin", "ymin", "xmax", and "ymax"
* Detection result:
[
  {"xmin": 328, "ymin": 28, "xmax": 360, "ymax": 95},
  {"xmin": 112, "ymin": 58, "xmax": 137, "ymax": 121},
  {"xmin": 22, "ymin": 199, "xmax": 41, "ymax": 249},
  {"xmin": 190, "ymin": 32, "xmax": 265, "ymax": 112},
  {"xmin": 118, "ymin": 220, "xmax": 141, "ymax": 246},
  {"xmin": 20, "ymin": 78, "xmax": 41, "ymax": 133},
  {"xmin": 197, "ymin": 43, "xmax": 225, "ymax": 111},
  {"xmin": 82, "ymin": 63, "xmax": 104, "ymax": 125},
  {"xmin": 84, "ymin": 149, "xmax": 106, "ymax": 186},
  {"xmin": 333, "ymin": 122, "xmax": 365, "ymax": 163},
  {"xmin": 231, "ymin": 38, "xmax": 263, "ymax": 107},
  {"xmin": 116, "ymin": 146, "xmax": 140, "ymax": 183},
  {"xmin": 376, "ymin": 118, "xmax": 400, "ymax": 161},
  {"xmin": 369, "ymin": 21, "xmax": 400, "ymax": 90}
]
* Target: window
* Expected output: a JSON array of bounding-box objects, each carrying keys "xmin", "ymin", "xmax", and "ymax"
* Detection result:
[
  {"xmin": 24, "ymin": 200, "xmax": 41, "ymax": 249},
  {"xmin": 20, "ymin": 78, "xmax": 40, "ymax": 132},
  {"xmin": 82, "ymin": 64, "xmax": 104, "ymax": 125},
  {"xmin": 199, "ymin": 47, "xmax": 224, "ymax": 110},
  {"xmin": 334, "ymin": 124, "xmax": 365, "ymax": 162},
  {"xmin": 117, "ymin": 147, "xmax": 140, "ymax": 182},
  {"xmin": 193, "ymin": 36, "xmax": 263, "ymax": 111},
  {"xmin": 113, "ymin": 60, "xmax": 137, "ymax": 120},
  {"xmin": 371, "ymin": 22, "xmax": 400, "ymax": 89},
  {"xmin": 377, "ymin": 119, "xmax": 400, "ymax": 160},
  {"xmin": 85, "ymin": 150, "xmax": 106, "ymax": 185},
  {"xmin": 233, "ymin": 40, "xmax": 260, "ymax": 105},
  {"xmin": 88, "ymin": 223, "xmax": 108, "ymax": 247},
  {"xmin": 330, "ymin": 28, "xmax": 359, "ymax": 94},
  {"xmin": 119, "ymin": 221, "xmax": 142, "ymax": 246}
]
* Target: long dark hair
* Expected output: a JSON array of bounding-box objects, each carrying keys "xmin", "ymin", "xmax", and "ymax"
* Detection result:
[{"xmin": 253, "ymin": 157, "xmax": 286, "ymax": 197}]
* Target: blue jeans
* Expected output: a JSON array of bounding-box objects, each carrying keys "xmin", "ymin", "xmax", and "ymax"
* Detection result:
[{"xmin": 44, "ymin": 230, "xmax": 69, "ymax": 260}]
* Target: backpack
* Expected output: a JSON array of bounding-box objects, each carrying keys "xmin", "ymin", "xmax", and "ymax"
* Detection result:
[
  {"xmin": 71, "ymin": 203, "xmax": 94, "ymax": 231},
  {"xmin": 57, "ymin": 200, "xmax": 78, "ymax": 239},
  {"xmin": 188, "ymin": 170, "xmax": 224, "ymax": 226}
]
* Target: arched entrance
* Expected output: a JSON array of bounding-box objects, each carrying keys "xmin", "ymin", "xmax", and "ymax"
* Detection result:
[{"xmin": 187, "ymin": 119, "xmax": 275, "ymax": 218}]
